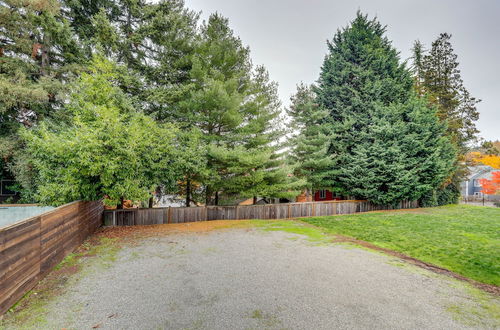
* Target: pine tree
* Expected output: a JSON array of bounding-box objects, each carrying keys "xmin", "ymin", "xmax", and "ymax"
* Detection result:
[
  {"xmin": 0, "ymin": 0, "xmax": 83, "ymax": 188},
  {"xmin": 62, "ymin": 0, "xmax": 120, "ymax": 47},
  {"xmin": 0, "ymin": 0, "xmax": 82, "ymax": 130},
  {"xmin": 315, "ymin": 12, "xmax": 455, "ymax": 205},
  {"xmin": 410, "ymin": 40, "xmax": 426, "ymax": 96},
  {"xmin": 212, "ymin": 66, "xmax": 304, "ymax": 203},
  {"xmin": 64, "ymin": 0, "xmax": 199, "ymax": 110},
  {"xmin": 412, "ymin": 33, "xmax": 480, "ymax": 205},
  {"xmin": 176, "ymin": 14, "xmax": 299, "ymax": 204},
  {"xmin": 288, "ymin": 84, "xmax": 335, "ymax": 195},
  {"xmin": 418, "ymin": 33, "xmax": 480, "ymax": 150}
]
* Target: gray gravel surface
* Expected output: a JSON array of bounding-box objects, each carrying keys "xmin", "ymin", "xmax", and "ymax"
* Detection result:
[{"xmin": 13, "ymin": 227, "xmax": 500, "ymax": 329}]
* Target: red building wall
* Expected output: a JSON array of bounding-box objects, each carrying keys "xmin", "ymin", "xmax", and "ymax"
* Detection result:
[{"xmin": 314, "ymin": 190, "xmax": 341, "ymax": 201}]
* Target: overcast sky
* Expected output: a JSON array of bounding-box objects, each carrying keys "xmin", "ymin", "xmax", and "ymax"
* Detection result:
[{"xmin": 184, "ymin": 0, "xmax": 499, "ymax": 141}]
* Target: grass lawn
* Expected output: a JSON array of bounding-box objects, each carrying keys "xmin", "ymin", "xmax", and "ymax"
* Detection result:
[{"xmin": 303, "ymin": 204, "xmax": 500, "ymax": 286}]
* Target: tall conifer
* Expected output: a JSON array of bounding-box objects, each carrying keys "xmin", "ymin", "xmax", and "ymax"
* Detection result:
[
  {"xmin": 0, "ymin": 0, "xmax": 83, "ymax": 187},
  {"xmin": 288, "ymin": 84, "xmax": 335, "ymax": 195},
  {"xmin": 177, "ymin": 14, "xmax": 299, "ymax": 204},
  {"xmin": 315, "ymin": 12, "xmax": 455, "ymax": 205},
  {"xmin": 412, "ymin": 33, "xmax": 480, "ymax": 204}
]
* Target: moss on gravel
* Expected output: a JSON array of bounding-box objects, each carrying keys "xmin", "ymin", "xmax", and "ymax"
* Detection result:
[
  {"xmin": 0, "ymin": 236, "xmax": 121, "ymax": 329},
  {"xmin": 250, "ymin": 220, "xmax": 332, "ymax": 244},
  {"xmin": 444, "ymin": 282, "xmax": 500, "ymax": 327}
]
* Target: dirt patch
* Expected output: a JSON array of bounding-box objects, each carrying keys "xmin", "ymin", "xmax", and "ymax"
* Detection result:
[
  {"xmin": 95, "ymin": 220, "xmax": 256, "ymax": 240},
  {"xmin": 51, "ymin": 264, "xmax": 80, "ymax": 278},
  {"xmin": 333, "ymin": 235, "xmax": 500, "ymax": 296}
]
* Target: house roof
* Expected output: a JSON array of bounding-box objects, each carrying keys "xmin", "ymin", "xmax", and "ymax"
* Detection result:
[{"xmin": 468, "ymin": 165, "xmax": 496, "ymax": 180}]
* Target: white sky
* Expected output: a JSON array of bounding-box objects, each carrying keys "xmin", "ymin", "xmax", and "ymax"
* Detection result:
[{"xmin": 184, "ymin": 0, "xmax": 499, "ymax": 141}]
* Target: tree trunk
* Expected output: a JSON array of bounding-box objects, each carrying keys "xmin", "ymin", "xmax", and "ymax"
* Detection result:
[
  {"xmin": 117, "ymin": 197, "xmax": 124, "ymax": 209},
  {"xmin": 186, "ymin": 177, "xmax": 191, "ymax": 207},
  {"xmin": 40, "ymin": 45, "xmax": 49, "ymax": 76},
  {"xmin": 40, "ymin": 33, "xmax": 50, "ymax": 77},
  {"xmin": 214, "ymin": 191, "xmax": 219, "ymax": 206},
  {"xmin": 205, "ymin": 186, "xmax": 211, "ymax": 205},
  {"xmin": 148, "ymin": 196, "xmax": 153, "ymax": 208},
  {"xmin": 253, "ymin": 196, "xmax": 257, "ymax": 205}
]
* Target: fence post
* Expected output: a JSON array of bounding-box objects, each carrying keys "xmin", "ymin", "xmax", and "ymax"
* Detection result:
[
  {"xmin": 168, "ymin": 207, "xmax": 172, "ymax": 224},
  {"xmin": 288, "ymin": 203, "xmax": 291, "ymax": 219}
]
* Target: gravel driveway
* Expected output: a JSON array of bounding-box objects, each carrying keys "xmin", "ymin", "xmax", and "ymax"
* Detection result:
[{"xmin": 3, "ymin": 221, "xmax": 499, "ymax": 329}]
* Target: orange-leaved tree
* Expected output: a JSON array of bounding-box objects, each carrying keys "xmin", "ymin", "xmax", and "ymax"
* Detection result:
[{"xmin": 480, "ymin": 172, "xmax": 500, "ymax": 195}]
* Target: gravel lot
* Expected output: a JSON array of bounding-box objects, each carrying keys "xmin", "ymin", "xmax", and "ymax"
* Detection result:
[{"xmin": 5, "ymin": 223, "xmax": 499, "ymax": 329}]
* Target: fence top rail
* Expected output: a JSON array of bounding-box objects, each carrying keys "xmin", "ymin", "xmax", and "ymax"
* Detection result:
[
  {"xmin": 0, "ymin": 200, "xmax": 87, "ymax": 233},
  {"xmin": 287, "ymin": 200, "xmax": 367, "ymax": 205},
  {"xmin": 0, "ymin": 214, "xmax": 40, "ymax": 233},
  {"xmin": 104, "ymin": 208, "xmax": 142, "ymax": 213}
]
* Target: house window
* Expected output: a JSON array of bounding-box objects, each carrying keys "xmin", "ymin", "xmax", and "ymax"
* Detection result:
[
  {"xmin": 473, "ymin": 179, "xmax": 481, "ymax": 187},
  {"xmin": 319, "ymin": 190, "xmax": 326, "ymax": 199},
  {"xmin": 0, "ymin": 180, "xmax": 16, "ymax": 196}
]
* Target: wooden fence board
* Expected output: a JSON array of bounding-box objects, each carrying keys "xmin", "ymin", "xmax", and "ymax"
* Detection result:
[
  {"xmin": 0, "ymin": 238, "xmax": 39, "ymax": 280},
  {"xmin": 0, "ymin": 200, "xmax": 103, "ymax": 315},
  {"xmin": 0, "ymin": 219, "xmax": 40, "ymax": 254},
  {"xmin": 103, "ymin": 200, "xmax": 419, "ymax": 227}
]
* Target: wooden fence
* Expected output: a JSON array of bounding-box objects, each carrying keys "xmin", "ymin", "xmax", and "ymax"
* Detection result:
[
  {"xmin": 103, "ymin": 200, "xmax": 419, "ymax": 226},
  {"xmin": 0, "ymin": 200, "xmax": 103, "ymax": 315}
]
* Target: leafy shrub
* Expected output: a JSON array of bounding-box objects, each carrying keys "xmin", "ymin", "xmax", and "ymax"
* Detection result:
[{"xmin": 421, "ymin": 183, "xmax": 460, "ymax": 207}]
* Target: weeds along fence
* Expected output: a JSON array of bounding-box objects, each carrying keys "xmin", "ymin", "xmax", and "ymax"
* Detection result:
[
  {"xmin": 103, "ymin": 200, "xmax": 419, "ymax": 226},
  {"xmin": 0, "ymin": 200, "xmax": 103, "ymax": 315}
]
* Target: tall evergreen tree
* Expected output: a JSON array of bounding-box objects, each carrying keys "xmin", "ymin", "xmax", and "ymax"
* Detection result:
[
  {"xmin": 64, "ymin": 0, "xmax": 199, "ymax": 110},
  {"xmin": 412, "ymin": 33, "xmax": 480, "ymax": 204},
  {"xmin": 0, "ymin": 0, "xmax": 82, "ymax": 130},
  {"xmin": 0, "ymin": 0, "xmax": 83, "ymax": 189},
  {"xmin": 62, "ymin": 0, "xmax": 120, "ymax": 46},
  {"xmin": 340, "ymin": 97, "xmax": 455, "ymax": 205},
  {"xmin": 315, "ymin": 12, "xmax": 455, "ymax": 205},
  {"xmin": 176, "ymin": 14, "xmax": 299, "ymax": 204},
  {"xmin": 288, "ymin": 84, "xmax": 335, "ymax": 195},
  {"xmin": 211, "ymin": 66, "xmax": 303, "ymax": 203},
  {"xmin": 410, "ymin": 40, "xmax": 426, "ymax": 96},
  {"xmin": 417, "ymin": 33, "xmax": 480, "ymax": 150}
]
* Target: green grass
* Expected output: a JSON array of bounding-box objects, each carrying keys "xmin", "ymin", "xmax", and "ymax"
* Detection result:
[
  {"xmin": 249, "ymin": 219, "xmax": 331, "ymax": 244},
  {"xmin": 302, "ymin": 204, "xmax": 500, "ymax": 286}
]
